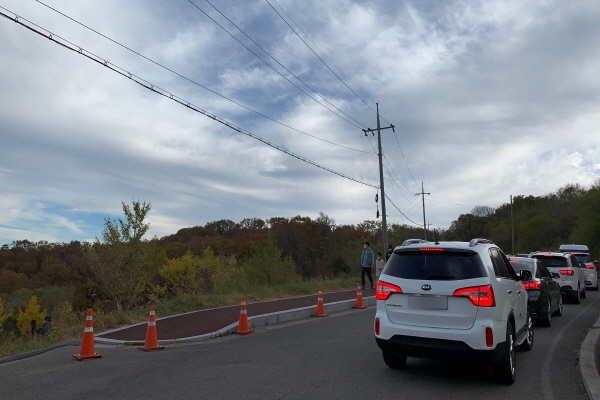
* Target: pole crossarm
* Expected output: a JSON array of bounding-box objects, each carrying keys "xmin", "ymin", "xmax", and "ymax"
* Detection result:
[{"xmin": 362, "ymin": 125, "xmax": 395, "ymax": 135}]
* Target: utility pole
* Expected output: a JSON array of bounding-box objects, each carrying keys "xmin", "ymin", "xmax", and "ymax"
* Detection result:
[
  {"xmin": 363, "ymin": 103, "xmax": 394, "ymax": 256},
  {"xmin": 417, "ymin": 182, "xmax": 430, "ymax": 240}
]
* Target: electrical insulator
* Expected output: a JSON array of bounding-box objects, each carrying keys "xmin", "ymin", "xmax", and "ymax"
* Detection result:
[
  {"xmin": 375, "ymin": 193, "xmax": 378, "ymax": 203},
  {"xmin": 377, "ymin": 210, "xmax": 380, "ymax": 218}
]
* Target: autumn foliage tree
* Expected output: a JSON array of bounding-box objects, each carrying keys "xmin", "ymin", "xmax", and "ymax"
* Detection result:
[{"xmin": 87, "ymin": 200, "xmax": 156, "ymax": 310}]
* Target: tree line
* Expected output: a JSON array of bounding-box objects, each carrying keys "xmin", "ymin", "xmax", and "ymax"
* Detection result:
[
  {"xmin": 442, "ymin": 181, "xmax": 600, "ymax": 260},
  {"xmin": 2, "ymin": 180, "xmax": 599, "ymax": 335}
]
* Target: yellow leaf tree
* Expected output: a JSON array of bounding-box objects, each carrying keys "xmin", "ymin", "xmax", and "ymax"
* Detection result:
[{"xmin": 17, "ymin": 296, "xmax": 47, "ymax": 334}]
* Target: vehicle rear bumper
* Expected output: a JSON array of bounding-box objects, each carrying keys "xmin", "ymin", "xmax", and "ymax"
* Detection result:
[
  {"xmin": 376, "ymin": 335, "xmax": 507, "ymax": 364},
  {"xmin": 560, "ymin": 288, "xmax": 578, "ymax": 297}
]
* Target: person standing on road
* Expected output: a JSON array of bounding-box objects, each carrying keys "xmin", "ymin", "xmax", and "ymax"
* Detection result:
[
  {"xmin": 386, "ymin": 244, "xmax": 393, "ymax": 261},
  {"xmin": 361, "ymin": 241, "xmax": 375, "ymax": 289},
  {"xmin": 375, "ymin": 252, "xmax": 385, "ymax": 281}
]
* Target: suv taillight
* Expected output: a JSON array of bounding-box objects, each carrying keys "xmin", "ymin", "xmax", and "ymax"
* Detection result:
[
  {"xmin": 453, "ymin": 285, "xmax": 495, "ymax": 307},
  {"xmin": 523, "ymin": 282, "xmax": 541, "ymax": 290},
  {"xmin": 586, "ymin": 264, "xmax": 595, "ymax": 269},
  {"xmin": 376, "ymin": 281, "xmax": 402, "ymax": 300},
  {"xmin": 559, "ymin": 270, "xmax": 574, "ymax": 275}
]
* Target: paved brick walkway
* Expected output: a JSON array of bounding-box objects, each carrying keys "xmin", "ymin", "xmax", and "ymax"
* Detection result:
[{"xmin": 97, "ymin": 288, "xmax": 375, "ymax": 341}]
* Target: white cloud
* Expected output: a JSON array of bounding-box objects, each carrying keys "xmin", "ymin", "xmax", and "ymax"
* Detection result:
[{"xmin": 1, "ymin": 0, "xmax": 600, "ymax": 245}]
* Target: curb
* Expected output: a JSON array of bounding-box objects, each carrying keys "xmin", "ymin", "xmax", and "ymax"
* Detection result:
[
  {"xmin": 0, "ymin": 339, "xmax": 80, "ymax": 365},
  {"xmin": 580, "ymin": 315, "xmax": 600, "ymax": 399},
  {"xmin": 95, "ymin": 296, "xmax": 376, "ymax": 345}
]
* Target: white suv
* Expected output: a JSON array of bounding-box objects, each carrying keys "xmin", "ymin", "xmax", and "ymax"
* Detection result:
[
  {"xmin": 530, "ymin": 252, "xmax": 587, "ymax": 303},
  {"xmin": 374, "ymin": 239, "xmax": 533, "ymax": 384}
]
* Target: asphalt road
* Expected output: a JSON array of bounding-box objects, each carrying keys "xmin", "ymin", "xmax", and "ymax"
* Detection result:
[{"xmin": 2, "ymin": 291, "xmax": 600, "ymax": 400}]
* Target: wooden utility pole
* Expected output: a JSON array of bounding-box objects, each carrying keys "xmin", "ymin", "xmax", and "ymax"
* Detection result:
[
  {"xmin": 417, "ymin": 182, "xmax": 430, "ymax": 240},
  {"xmin": 362, "ymin": 103, "xmax": 394, "ymax": 255}
]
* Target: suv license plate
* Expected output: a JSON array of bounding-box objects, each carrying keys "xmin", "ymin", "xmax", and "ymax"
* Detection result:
[{"xmin": 409, "ymin": 295, "xmax": 448, "ymax": 310}]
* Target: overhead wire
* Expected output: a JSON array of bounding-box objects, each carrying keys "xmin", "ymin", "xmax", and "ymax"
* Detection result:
[
  {"xmin": 0, "ymin": 7, "xmax": 377, "ymax": 189},
  {"xmin": 265, "ymin": 0, "xmax": 378, "ymax": 114},
  {"xmin": 265, "ymin": 0, "xmax": 422, "ymax": 197},
  {"xmin": 33, "ymin": 0, "xmax": 373, "ymax": 155},
  {"xmin": 385, "ymin": 194, "xmax": 422, "ymax": 226},
  {"xmin": 390, "ymin": 129, "xmax": 419, "ymax": 189},
  {"xmin": 270, "ymin": 0, "xmax": 377, "ymax": 107},
  {"xmin": 194, "ymin": 0, "xmax": 368, "ymax": 130},
  {"xmin": 266, "ymin": 0, "xmax": 421, "ymax": 194}
]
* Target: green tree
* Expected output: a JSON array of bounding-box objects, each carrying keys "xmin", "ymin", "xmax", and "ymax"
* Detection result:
[
  {"xmin": 242, "ymin": 238, "xmax": 301, "ymax": 287},
  {"xmin": 571, "ymin": 186, "xmax": 600, "ymax": 259},
  {"xmin": 88, "ymin": 200, "xmax": 153, "ymax": 310},
  {"xmin": 0, "ymin": 298, "xmax": 10, "ymax": 327}
]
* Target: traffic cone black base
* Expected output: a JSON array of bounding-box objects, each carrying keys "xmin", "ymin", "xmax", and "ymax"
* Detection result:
[{"xmin": 71, "ymin": 354, "xmax": 102, "ymax": 361}]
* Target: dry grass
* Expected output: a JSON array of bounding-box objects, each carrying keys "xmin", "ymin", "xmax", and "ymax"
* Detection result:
[{"xmin": 0, "ymin": 277, "xmax": 358, "ymax": 359}]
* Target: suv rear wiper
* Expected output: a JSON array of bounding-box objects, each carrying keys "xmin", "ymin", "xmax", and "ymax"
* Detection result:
[{"xmin": 425, "ymin": 274, "xmax": 456, "ymax": 280}]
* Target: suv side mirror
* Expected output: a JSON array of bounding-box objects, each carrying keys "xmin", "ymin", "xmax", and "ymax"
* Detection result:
[{"xmin": 519, "ymin": 270, "xmax": 533, "ymax": 281}]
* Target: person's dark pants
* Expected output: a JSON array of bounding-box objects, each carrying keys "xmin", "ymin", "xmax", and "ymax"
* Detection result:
[{"xmin": 361, "ymin": 267, "xmax": 373, "ymax": 289}]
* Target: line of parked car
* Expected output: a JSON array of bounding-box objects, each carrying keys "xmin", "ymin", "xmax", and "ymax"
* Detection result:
[{"xmin": 374, "ymin": 239, "xmax": 598, "ymax": 385}]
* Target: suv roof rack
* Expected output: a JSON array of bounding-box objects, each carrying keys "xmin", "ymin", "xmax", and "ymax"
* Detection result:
[
  {"xmin": 401, "ymin": 239, "xmax": 429, "ymax": 246},
  {"xmin": 469, "ymin": 238, "xmax": 495, "ymax": 247}
]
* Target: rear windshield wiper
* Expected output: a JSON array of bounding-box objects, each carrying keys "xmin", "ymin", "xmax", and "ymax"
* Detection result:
[{"xmin": 425, "ymin": 274, "xmax": 456, "ymax": 280}]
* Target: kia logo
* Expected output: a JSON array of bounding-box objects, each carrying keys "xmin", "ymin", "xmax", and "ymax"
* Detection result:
[{"xmin": 421, "ymin": 284, "xmax": 432, "ymax": 291}]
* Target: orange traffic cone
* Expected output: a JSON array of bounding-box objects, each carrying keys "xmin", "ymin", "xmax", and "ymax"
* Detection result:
[
  {"xmin": 233, "ymin": 297, "xmax": 254, "ymax": 335},
  {"xmin": 138, "ymin": 305, "xmax": 165, "ymax": 352},
  {"xmin": 312, "ymin": 287, "xmax": 329, "ymax": 317},
  {"xmin": 72, "ymin": 309, "xmax": 101, "ymax": 361},
  {"xmin": 353, "ymin": 283, "xmax": 366, "ymax": 309}
]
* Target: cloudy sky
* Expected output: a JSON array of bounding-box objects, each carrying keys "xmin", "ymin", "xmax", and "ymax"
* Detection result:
[{"xmin": 1, "ymin": 0, "xmax": 600, "ymax": 245}]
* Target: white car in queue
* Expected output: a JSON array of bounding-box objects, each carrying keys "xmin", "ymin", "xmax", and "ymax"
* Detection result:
[
  {"xmin": 374, "ymin": 239, "xmax": 534, "ymax": 385},
  {"xmin": 530, "ymin": 251, "xmax": 587, "ymax": 303},
  {"xmin": 558, "ymin": 244, "xmax": 598, "ymax": 290}
]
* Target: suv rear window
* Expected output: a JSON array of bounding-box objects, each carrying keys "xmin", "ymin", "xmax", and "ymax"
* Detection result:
[
  {"xmin": 532, "ymin": 256, "xmax": 568, "ymax": 269},
  {"xmin": 572, "ymin": 253, "xmax": 591, "ymax": 263},
  {"xmin": 384, "ymin": 250, "xmax": 487, "ymax": 280},
  {"xmin": 509, "ymin": 259, "xmax": 536, "ymax": 274}
]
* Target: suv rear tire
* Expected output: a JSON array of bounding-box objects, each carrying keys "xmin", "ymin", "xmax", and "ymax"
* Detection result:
[
  {"xmin": 573, "ymin": 285, "xmax": 581, "ymax": 304},
  {"xmin": 581, "ymin": 286, "xmax": 587, "ymax": 299},
  {"xmin": 382, "ymin": 351, "xmax": 407, "ymax": 369},
  {"xmin": 553, "ymin": 297, "xmax": 563, "ymax": 316},
  {"xmin": 540, "ymin": 300, "xmax": 552, "ymax": 327},
  {"xmin": 493, "ymin": 322, "xmax": 516, "ymax": 385}
]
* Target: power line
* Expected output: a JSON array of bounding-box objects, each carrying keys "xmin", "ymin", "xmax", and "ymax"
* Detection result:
[
  {"xmin": 33, "ymin": 0, "xmax": 373, "ymax": 155},
  {"xmin": 265, "ymin": 0, "xmax": 377, "ymax": 114},
  {"xmin": 194, "ymin": 0, "xmax": 369, "ymax": 130},
  {"xmin": 385, "ymin": 194, "xmax": 422, "ymax": 226},
  {"xmin": 270, "ymin": 0, "xmax": 377, "ymax": 107},
  {"xmin": 0, "ymin": 7, "xmax": 378, "ymax": 190},
  {"xmin": 390, "ymin": 129, "xmax": 419, "ymax": 189}
]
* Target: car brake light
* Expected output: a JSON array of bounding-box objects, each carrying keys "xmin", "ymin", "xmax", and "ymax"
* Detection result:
[
  {"xmin": 563, "ymin": 285, "xmax": 572, "ymax": 289},
  {"xmin": 453, "ymin": 285, "xmax": 495, "ymax": 307},
  {"xmin": 376, "ymin": 281, "xmax": 402, "ymax": 300},
  {"xmin": 523, "ymin": 282, "xmax": 541, "ymax": 290},
  {"xmin": 586, "ymin": 264, "xmax": 595, "ymax": 269},
  {"xmin": 543, "ymin": 255, "xmax": 554, "ymax": 257},
  {"xmin": 420, "ymin": 248, "xmax": 443, "ymax": 252},
  {"xmin": 485, "ymin": 327, "xmax": 493, "ymax": 347},
  {"xmin": 559, "ymin": 270, "xmax": 574, "ymax": 275},
  {"xmin": 375, "ymin": 318, "xmax": 380, "ymax": 336}
]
